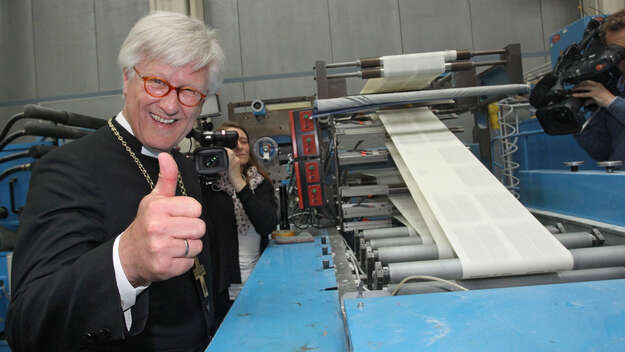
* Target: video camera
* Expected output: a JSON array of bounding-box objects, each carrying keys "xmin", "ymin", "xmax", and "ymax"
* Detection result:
[
  {"xmin": 187, "ymin": 127, "xmax": 238, "ymax": 176},
  {"xmin": 530, "ymin": 17, "xmax": 625, "ymax": 135}
]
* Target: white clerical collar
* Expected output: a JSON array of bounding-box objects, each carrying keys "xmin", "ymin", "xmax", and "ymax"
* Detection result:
[{"xmin": 114, "ymin": 112, "xmax": 161, "ymax": 158}]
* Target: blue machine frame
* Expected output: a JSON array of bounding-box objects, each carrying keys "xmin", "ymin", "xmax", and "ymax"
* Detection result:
[
  {"xmin": 207, "ymin": 233, "xmax": 346, "ymax": 352},
  {"xmin": 510, "ymin": 118, "xmax": 625, "ymax": 227}
]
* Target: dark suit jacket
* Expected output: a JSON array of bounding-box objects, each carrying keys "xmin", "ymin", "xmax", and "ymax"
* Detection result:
[{"xmin": 7, "ymin": 119, "xmax": 215, "ymax": 351}]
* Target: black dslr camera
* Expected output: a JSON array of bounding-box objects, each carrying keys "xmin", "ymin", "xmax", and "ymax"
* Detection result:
[
  {"xmin": 530, "ymin": 17, "xmax": 625, "ymax": 135},
  {"xmin": 187, "ymin": 128, "xmax": 238, "ymax": 175}
]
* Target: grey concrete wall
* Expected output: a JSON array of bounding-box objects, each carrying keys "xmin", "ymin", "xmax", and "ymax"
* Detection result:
[
  {"xmin": 1, "ymin": 0, "xmax": 580, "ymax": 137},
  {"xmin": 0, "ymin": 0, "xmax": 148, "ymax": 131}
]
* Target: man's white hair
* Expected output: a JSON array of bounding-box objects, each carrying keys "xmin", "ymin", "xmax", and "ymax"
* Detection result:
[{"xmin": 118, "ymin": 11, "xmax": 225, "ymax": 94}]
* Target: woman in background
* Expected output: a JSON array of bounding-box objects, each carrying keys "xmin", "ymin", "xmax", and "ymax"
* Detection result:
[{"xmin": 204, "ymin": 120, "xmax": 278, "ymax": 325}]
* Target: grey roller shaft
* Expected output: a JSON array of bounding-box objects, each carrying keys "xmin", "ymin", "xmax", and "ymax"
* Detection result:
[
  {"xmin": 571, "ymin": 245, "xmax": 625, "ymax": 269},
  {"xmin": 388, "ymin": 259, "xmax": 462, "ymax": 282},
  {"xmin": 377, "ymin": 244, "xmax": 438, "ymax": 264},
  {"xmin": 554, "ymin": 232, "xmax": 597, "ymax": 249},
  {"xmin": 369, "ymin": 236, "xmax": 422, "ymax": 249},
  {"xmin": 361, "ymin": 226, "xmax": 411, "ymax": 240},
  {"xmin": 377, "ymin": 232, "xmax": 595, "ymax": 264},
  {"xmin": 388, "ymin": 245, "xmax": 625, "ymax": 283},
  {"xmin": 388, "ymin": 267, "xmax": 625, "ymax": 295}
]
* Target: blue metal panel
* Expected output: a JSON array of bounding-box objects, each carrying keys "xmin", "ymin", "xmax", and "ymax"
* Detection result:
[
  {"xmin": 0, "ymin": 252, "xmax": 10, "ymax": 334},
  {"xmin": 207, "ymin": 233, "xmax": 346, "ymax": 352},
  {"xmin": 0, "ymin": 142, "xmax": 46, "ymax": 231},
  {"xmin": 344, "ymin": 279, "xmax": 625, "ymax": 351},
  {"xmin": 519, "ymin": 169, "xmax": 625, "ymax": 226},
  {"xmin": 513, "ymin": 118, "xmax": 599, "ymax": 171}
]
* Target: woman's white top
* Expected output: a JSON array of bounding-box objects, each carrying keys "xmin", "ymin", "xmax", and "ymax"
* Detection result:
[{"xmin": 238, "ymin": 225, "xmax": 261, "ymax": 284}]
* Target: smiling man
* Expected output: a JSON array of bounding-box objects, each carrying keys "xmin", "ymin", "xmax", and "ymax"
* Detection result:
[{"xmin": 7, "ymin": 12, "xmax": 224, "ymax": 351}]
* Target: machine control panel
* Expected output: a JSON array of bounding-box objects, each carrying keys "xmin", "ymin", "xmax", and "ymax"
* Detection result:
[
  {"xmin": 307, "ymin": 184, "xmax": 323, "ymax": 207},
  {"xmin": 299, "ymin": 111, "xmax": 314, "ymax": 132},
  {"xmin": 290, "ymin": 108, "xmax": 325, "ymax": 209},
  {"xmin": 301, "ymin": 134, "xmax": 317, "ymax": 156},
  {"xmin": 290, "ymin": 109, "xmax": 320, "ymax": 158},
  {"xmin": 304, "ymin": 161, "xmax": 320, "ymax": 183}
]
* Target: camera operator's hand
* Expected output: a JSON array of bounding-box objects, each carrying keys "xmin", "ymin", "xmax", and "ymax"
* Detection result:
[
  {"xmin": 119, "ymin": 153, "xmax": 205, "ymax": 287},
  {"xmin": 572, "ymin": 80, "xmax": 616, "ymax": 108},
  {"xmin": 225, "ymin": 148, "xmax": 246, "ymax": 192}
]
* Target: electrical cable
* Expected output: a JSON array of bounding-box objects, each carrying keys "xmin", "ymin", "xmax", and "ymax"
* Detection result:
[
  {"xmin": 0, "ymin": 163, "xmax": 31, "ymax": 182},
  {"xmin": 391, "ymin": 275, "xmax": 469, "ymax": 296},
  {"xmin": 0, "ymin": 112, "xmax": 25, "ymax": 142},
  {"xmin": 0, "ymin": 145, "xmax": 56, "ymax": 164},
  {"xmin": 0, "ymin": 151, "xmax": 29, "ymax": 165}
]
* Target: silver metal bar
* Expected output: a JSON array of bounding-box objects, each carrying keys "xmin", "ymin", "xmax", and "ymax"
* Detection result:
[
  {"xmin": 377, "ymin": 244, "xmax": 438, "ymax": 264},
  {"xmin": 343, "ymin": 219, "xmax": 392, "ymax": 232},
  {"xmin": 571, "ymin": 245, "xmax": 625, "ymax": 269},
  {"xmin": 361, "ymin": 226, "xmax": 410, "ymax": 239},
  {"xmin": 387, "ymin": 245, "xmax": 625, "ymax": 283},
  {"xmin": 342, "ymin": 202, "xmax": 394, "ymax": 218},
  {"xmin": 471, "ymin": 49, "xmax": 506, "ymax": 56},
  {"xmin": 341, "ymin": 184, "xmax": 389, "ymax": 197},
  {"xmin": 326, "ymin": 60, "xmax": 361, "ymax": 68},
  {"xmin": 377, "ymin": 232, "xmax": 597, "ymax": 265},
  {"xmin": 369, "ymin": 236, "xmax": 423, "ymax": 249},
  {"xmin": 327, "ymin": 71, "xmax": 361, "ymax": 79},
  {"xmin": 554, "ymin": 232, "xmax": 596, "ymax": 249},
  {"xmin": 338, "ymin": 150, "xmax": 389, "ymax": 165},
  {"xmin": 387, "ymin": 267, "xmax": 625, "ymax": 295},
  {"xmin": 388, "ymin": 259, "xmax": 462, "ymax": 282},
  {"xmin": 315, "ymin": 84, "xmax": 531, "ymax": 115}
]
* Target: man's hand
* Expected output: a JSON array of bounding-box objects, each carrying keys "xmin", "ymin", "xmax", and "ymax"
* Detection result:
[
  {"xmin": 225, "ymin": 148, "xmax": 246, "ymax": 192},
  {"xmin": 119, "ymin": 153, "xmax": 205, "ymax": 287},
  {"xmin": 572, "ymin": 80, "xmax": 616, "ymax": 108}
]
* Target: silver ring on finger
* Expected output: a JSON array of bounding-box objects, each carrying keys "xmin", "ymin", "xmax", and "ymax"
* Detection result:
[{"xmin": 183, "ymin": 239, "xmax": 190, "ymax": 257}]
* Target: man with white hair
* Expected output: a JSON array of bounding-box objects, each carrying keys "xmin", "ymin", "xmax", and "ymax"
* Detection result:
[{"xmin": 7, "ymin": 11, "xmax": 225, "ymax": 351}]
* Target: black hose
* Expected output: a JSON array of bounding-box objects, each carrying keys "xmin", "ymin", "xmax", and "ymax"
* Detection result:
[
  {"xmin": 0, "ymin": 112, "xmax": 25, "ymax": 142},
  {"xmin": 0, "ymin": 163, "xmax": 31, "ymax": 182},
  {"xmin": 0, "ymin": 151, "xmax": 29, "ymax": 164},
  {"xmin": 0, "ymin": 131, "xmax": 27, "ymax": 152}
]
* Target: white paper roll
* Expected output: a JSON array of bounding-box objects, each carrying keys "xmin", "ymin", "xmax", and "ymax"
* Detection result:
[{"xmin": 379, "ymin": 107, "xmax": 574, "ymax": 279}]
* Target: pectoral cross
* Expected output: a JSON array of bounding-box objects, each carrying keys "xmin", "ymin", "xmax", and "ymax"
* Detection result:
[{"xmin": 193, "ymin": 257, "xmax": 208, "ymax": 298}]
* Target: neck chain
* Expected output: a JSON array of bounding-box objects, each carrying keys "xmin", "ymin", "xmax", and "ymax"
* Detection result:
[
  {"xmin": 107, "ymin": 119, "xmax": 188, "ymax": 196},
  {"xmin": 108, "ymin": 119, "xmax": 209, "ymax": 298}
]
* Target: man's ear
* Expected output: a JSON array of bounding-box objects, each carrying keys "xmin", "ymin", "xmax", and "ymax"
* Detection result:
[{"xmin": 122, "ymin": 68, "xmax": 129, "ymax": 96}]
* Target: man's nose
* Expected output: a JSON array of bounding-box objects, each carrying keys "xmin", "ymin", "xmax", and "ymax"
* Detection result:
[{"xmin": 159, "ymin": 89, "xmax": 180, "ymax": 115}]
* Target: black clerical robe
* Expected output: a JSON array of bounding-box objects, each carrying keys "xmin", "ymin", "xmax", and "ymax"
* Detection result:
[{"xmin": 7, "ymin": 119, "xmax": 215, "ymax": 351}]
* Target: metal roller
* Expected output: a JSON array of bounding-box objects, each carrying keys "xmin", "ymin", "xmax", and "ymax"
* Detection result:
[
  {"xmin": 554, "ymin": 231, "xmax": 604, "ymax": 249},
  {"xmin": 545, "ymin": 223, "xmax": 566, "ymax": 234},
  {"xmin": 387, "ymin": 267, "xmax": 625, "ymax": 295},
  {"xmin": 373, "ymin": 231, "xmax": 603, "ymax": 264},
  {"xmin": 386, "ymin": 259, "xmax": 463, "ymax": 284},
  {"xmin": 376, "ymin": 244, "xmax": 438, "ymax": 264},
  {"xmin": 360, "ymin": 226, "xmax": 412, "ymax": 240},
  {"xmin": 571, "ymin": 245, "xmax": 625, "ymax": 269},
  {"xmin": 383, "ymin": 245, "xmax": 625, "ymax": 285},
  {"xmin": 369, "ymin": 236, "xmax": 422, "ymax": 249}
]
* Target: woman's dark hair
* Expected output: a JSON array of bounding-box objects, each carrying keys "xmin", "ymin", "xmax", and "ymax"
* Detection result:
[{"xmin": 216, "ymin": 120, "xmax": 272, "ymax": 183}]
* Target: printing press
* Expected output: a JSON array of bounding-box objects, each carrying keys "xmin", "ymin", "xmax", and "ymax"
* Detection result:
[{"xmin": 206, "ymin": 29, "xmax": 625, "ymax": 351}]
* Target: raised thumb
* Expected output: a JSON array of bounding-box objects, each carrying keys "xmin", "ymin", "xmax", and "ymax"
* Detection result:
[{"xmin": 152, "ymin": 152, "xmax": 179, "ymax": 197}]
